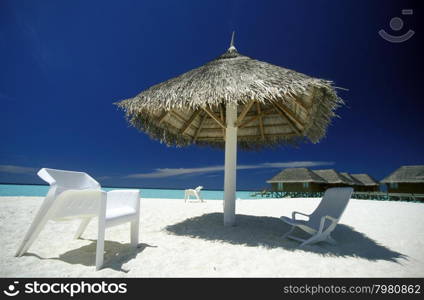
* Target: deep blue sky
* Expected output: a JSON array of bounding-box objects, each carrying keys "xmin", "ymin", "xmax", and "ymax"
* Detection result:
[{"xmin": 1, "ymin": 0, "xmax": 423, "ymax": 190}]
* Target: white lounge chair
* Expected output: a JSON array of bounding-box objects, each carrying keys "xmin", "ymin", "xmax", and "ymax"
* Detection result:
[
  {"xmin": 280, "ymin": 187, "xmax": 353, "ymax": 247},
  {"xmin": 15, "ymin": 168, "xmax": 141, "ymax": 270},
  {"xmin": 184, "ymin": 186, "xmax": 204, "ymax": 203}
]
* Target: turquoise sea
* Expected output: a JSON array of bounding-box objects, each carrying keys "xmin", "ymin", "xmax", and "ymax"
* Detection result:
[{"xmin": 0, "ymin": 184, "xmax": 261, "ymax": 200}]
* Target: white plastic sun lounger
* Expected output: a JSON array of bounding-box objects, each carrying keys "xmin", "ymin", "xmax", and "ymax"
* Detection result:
[
  {"xmin": 184, "ymin": 186, "xmax": 204, "ymax": 203},
  {"xmin": 15, "ymin": 168, "xmax": 141, "ymax": 270},
  {"xmin": 280, "ymin": 187, "xmax": 353, "ymax": 247}
]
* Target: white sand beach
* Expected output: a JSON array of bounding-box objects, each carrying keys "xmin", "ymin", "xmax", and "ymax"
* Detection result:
[{"xmin": 1, "ymin": 196, "xmax": 423, "ymax": 277}]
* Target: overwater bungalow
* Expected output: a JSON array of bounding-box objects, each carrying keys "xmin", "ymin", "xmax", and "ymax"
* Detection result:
[
  {"xmin": 340, "ymin": 172, "xmax": 364, "ymax": 191},
  {"xmin": 313, "ymin": 169, "xmax": 353, "ymax": 189},
  {"xmin": 350, "ymin": 174, "xmax": 380, "ymax": 192},
  {"xmin": 380, "ymin": 165, "xmax": 424, "ymax": 194},
  {"xmin": 266, "ymin": 168, "xmax": 327, "ymax": 193}
]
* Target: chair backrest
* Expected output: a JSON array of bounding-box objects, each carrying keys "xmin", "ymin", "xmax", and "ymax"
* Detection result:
[
  {"xmin": 37, "ymin": 168, "xmax": 102, "ymax": 220},
  {"xmin": 195, "ymin": 186, "xmax": 203, "ymax": 192},
  {"xmin": 38, "ymin": 168, "xmax": 100, "ymax": 190},
  {"xmin": 308, "ymin": 187, "xmax": 353, "ymax": 229}
]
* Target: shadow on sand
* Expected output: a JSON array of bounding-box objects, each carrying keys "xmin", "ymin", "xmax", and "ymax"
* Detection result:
[
  {"xmin": 24, "ymin": 240, "xmax": 156, "ymax": 272},
  {"xmin": 165, "ymin": 213, "xmax": 407, "ymax": 263}
]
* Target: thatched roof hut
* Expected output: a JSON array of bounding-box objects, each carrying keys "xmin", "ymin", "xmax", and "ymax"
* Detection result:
[
  {"xmin": 116, "ymin": 36, "xmax": 343, "ymax": 150},
  {"xmin": 350, "ymin": 174, "xmax": 380, "ymax": 192},
  {"xmin": 340, "ymin": 172, "xmax": 363, "ymax": 186},
  {"xmin": 267, "ymin": 168, "xmax": 326, "ymax": 183},
  {"xmin": 266, "ymin": 167, "xmax": 327, "ymax": 193},
  {"xmin": 381, "ymin": 165, "xmax": 424, "ymax": 184},
  {"xmin": 351, "ymin": 174, "xmax": 379, "ymax": 186},
  {"xmin": 380, "ymin": 165, "xmax": 424, "ymax": 194},
  {"xmin": 313, "ymin": 169, "xmax": 352, "ymax": 185}
]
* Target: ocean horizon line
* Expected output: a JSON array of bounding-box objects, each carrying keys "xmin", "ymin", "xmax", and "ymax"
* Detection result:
[{"xmin": 0, "ymin": 183, "xmax": 260, "ymax": 193}]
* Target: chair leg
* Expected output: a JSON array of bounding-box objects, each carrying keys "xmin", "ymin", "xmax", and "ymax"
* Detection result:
[
  {"xmin": 197, "ymin": 193, "xmax": 204, "ymax": 202},
  {"xmin": 16, "ymin": 215, "xmax": 50, "ymax": 256},
  {"xmin": 299, "ymin": 234, "xmax": 322, "ymax": 247},
  {"xmin": 130, "ymin": 219, "xmax": 139, "ymax": 247},
  {"xmin": 74, "ymin": 218, "xmax": 91, "ymax": 239},
  {"xmin": 326, "ymin": 235, "xmax": 337, "ymax": 245},
  {"xmin": 96, "ymin": 219, "xmax": 106, "ymax": 271},
  {"xmin": 282, "ymin": 226, "xmax": 295, "ymax": 239}
]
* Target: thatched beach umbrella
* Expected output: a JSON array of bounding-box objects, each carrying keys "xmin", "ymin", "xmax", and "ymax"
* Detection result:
[{"xmin": 116, "ymin": 33, "xmax": 343, "ymax": 226}]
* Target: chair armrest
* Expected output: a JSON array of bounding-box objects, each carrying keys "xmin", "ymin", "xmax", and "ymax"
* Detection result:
[
  {"xmin": 324, "ymin": 215, "xmax": 337, "ymax": 222},
  {"xmin": 106, "ymin": 190, "xmax": 140, "ymax": 211},
  {"xmin": 318, "ymin": 215, "xmax": 339, "ymax": 233},
  {"xmin": 292, "ymin": 211, "xmax": 310, "ymax": 220}
]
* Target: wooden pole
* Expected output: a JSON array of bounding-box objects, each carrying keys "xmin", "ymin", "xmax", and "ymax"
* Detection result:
[{"xmin": 223, "ymin": 103, "xmax": 237, "ymax": 226}]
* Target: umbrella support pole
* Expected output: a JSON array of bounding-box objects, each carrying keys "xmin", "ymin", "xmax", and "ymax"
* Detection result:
[{"xmin": 223, "ymin": 103, "xmax": 238, "ymax": 226}]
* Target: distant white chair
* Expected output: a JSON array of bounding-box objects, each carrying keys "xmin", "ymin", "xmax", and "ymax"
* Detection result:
[
  {"xmin": 280, "ymin": 187, "xmax": 353, "ymax": 247},
  {"xmin": 184, "ymin": 186, "xmax": 204, "ymax": 203},
  {"xmin": 15, "ymin": 168, "xmax": 141, "ymax": 270}
]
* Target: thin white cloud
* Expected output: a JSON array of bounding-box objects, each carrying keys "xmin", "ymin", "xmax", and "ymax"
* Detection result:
[
  {"xmin": 127, "ymin": 161, "xmax": 334, "ymax": 179},
  {"xmin": 0, "ymin": 165, "xmax": 37, "ymax": 174},
  {"xmin": 260, "ymin": 161, "xmax": 335, "ymax": 168},
  {"xmin": 127, "ymin": 166, "xmax": 224, "ymax": 179}
]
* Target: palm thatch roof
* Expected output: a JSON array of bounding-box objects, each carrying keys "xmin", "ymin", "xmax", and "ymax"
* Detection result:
[
  {"xmin": 116, "ymin": 37, "xmax": 344, "ymax": 150},
  {"xmin": 313, "ymin": 169, "xmax": 352, "ymax": 184},
  {"xmin": 340, "ymin": 172, "xmax": 364, "ymax": 186},
  {"xmin": 266, "ymin": 168, "xmax": 327, "ymax": 183},
  {"xmin": 380, "ymin": 165, "xmax": 424, "ymax": 184},
  {"xmin": 351, "ymin": 174, "xmax": 379, "ymax": 186}
]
